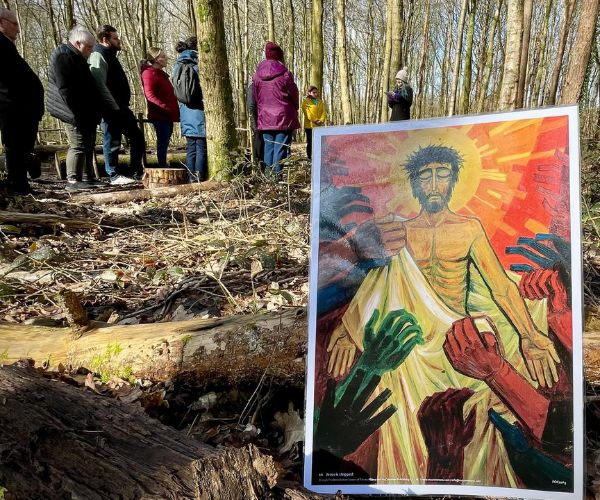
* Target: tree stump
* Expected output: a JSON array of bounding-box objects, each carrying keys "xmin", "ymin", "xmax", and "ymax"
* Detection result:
[{"xmin": 143, "ymin": 167, "xmax": 188, "ymax": 189}]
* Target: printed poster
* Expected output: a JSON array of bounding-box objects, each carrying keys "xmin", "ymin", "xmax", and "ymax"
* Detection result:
[{"xmin": 304, "ymin": 107, "xmax": 583, "ymax": 499}]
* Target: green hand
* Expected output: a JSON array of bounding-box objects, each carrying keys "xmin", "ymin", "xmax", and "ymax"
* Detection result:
[{"xmin": 336, "ymin": 308, "xmax": 424, "ymax": 404}]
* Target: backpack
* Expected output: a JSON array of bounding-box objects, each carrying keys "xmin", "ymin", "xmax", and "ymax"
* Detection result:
[{"xmin": 172, "ymin": 62, "xmax": 203, "ymax": 109}]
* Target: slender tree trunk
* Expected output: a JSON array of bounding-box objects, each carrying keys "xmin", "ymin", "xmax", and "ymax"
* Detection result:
[
  {"xmin": 265, "ymin": 0, "xmax": 275, "ymax": 41},
  {"xmin": 188, "ymin": 0, "xmax": 197, "ymax": 37},
  {"xmin": 476, "ymin": 0, "xmax": 503, "ymax": 112},
  {"xmin": 335, "ymin": 0, "xmax": 353, "ymax": 124},
  {"xmin": 516, "ymin": 0, "xmax": 533, "ymax": 107},
  {"xmin": 310, "ymin": 0, "xmax": 324, "ymax": 90},
  {"xmin": 379, "ymin": 0, "xmax": 393, "ymax": 122},
  {"xmin": 546, "ymin": 0, "xmax": 575, "ymax": 105},
  {"xmin": 196, "ymin": 0, "xmax": 238, "ymax": 179},
  {"xmin": 531, "ymin": 0, "xmax": 553, "ymax": 107},
  {"xmin": 440, "ymin": 4, "xmax": 454, "ymax": 115},
  {"xmin": 65, "ymin": 0, "xmax": 75, "ymax": 30},
  {"xmin": 460, "ymin": 0, "xmax": 477, "ymax": 114},
  {"xmin": 232, "ymin": 0, "xmax": 247, "ymax": 139},
  {"xmin": 388, "ymin": 0, "xmax": 403, "ymax": 88},
  {"xmin": 415, "ymin": 1, "xmax": 430, "ymax": 118},
  {"xmin": 560, "ymin": 0, "xmax": 600, "ymax": 104},
  {"xmin": 498, "ymin": 0, "xmax": 524, "ymax": 110},
  {"xmin": 448, "ymin": 0, "xmax": 469, "ymax": 116},
  {"xmin": 284, "ymin": 0, "xmax": 295, "ymax": 71}
]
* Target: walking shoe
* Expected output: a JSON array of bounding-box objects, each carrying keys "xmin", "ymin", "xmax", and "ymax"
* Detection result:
[
  {"xmin": 82, "ymin": 178, "xmax": 106, "ymax": 187},
  {"xmin": 65, "ymin": 180, "xmax": 95, "ymax": 191},
  {"xmin": 110, "ymin": 175, "xmax": 136, "ymax": 185}
]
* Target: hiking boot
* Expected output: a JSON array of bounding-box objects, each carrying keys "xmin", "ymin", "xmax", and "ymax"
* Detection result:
[
  {"xmin": 65, "ymin": 180, "xmax": 95, "ymax": 191},
  {"xmin": 110, "ymin": 175, "xmax": 136, "ymax": 186}
]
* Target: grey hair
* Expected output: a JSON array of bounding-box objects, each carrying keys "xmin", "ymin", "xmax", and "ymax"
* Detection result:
[
  {"xmin": 68, "ymin": 25, "xmax": 95, "ymax": 45},
  {"xmin": 0, "ymin": 7, "xmax": 14, "ymax": 20}
]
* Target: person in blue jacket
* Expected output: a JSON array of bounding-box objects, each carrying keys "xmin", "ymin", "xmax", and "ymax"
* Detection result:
[{"xmin": 172, "ymin": 36, "xmax": 207, "ymax": 181}]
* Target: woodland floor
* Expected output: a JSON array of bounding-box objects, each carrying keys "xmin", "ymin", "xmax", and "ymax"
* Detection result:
[{"xmin": 0, "ymin": 142, "xmax": 600, "ymax": 499}]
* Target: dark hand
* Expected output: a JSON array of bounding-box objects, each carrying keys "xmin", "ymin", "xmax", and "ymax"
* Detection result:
[
  {"xmin": 320, "ymin": 185, "xmax": 373, "ymax": 242},
  {"xmin": 506, "ymin": 233, "xmax": 570, "ymax": 276},
  {"xmin": 417, "ymin": 388, "xmax": 476, "ymax": 480},
  {"xmin": 315, "ymin": 369, "xmax": 396, "ymax": 458}
]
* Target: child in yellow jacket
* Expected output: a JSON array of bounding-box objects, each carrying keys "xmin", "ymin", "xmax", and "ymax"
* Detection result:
[{"xmin": 301, "ymin": 85, "xmax": 327, "ymax": 159}]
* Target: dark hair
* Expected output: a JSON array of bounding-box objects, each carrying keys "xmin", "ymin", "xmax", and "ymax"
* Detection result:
[
  {"xmin": 96, "ymin": 24, "xmax": 117, "ymax": 43},
  {"xmin": 405, "ymin": 145, "xmax": 463, "ymax": 195},
  {"xmin": 176, "ymin": 36, "xmax": 198, "ymax": 53}
]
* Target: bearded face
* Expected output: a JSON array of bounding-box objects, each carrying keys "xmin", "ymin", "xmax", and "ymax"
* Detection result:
[{"xmin": 412, "ymin": 162, "xmax": 456, "ymax": 213}]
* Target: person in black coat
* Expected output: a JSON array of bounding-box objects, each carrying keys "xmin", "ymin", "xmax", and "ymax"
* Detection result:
[
  {"xmin": 386, "ymin": 67, "xmax": 413, "ymax": 122},
  {"xmin": 246, "ymin": 82, "xmax": 263, "ymax": 165},
  {"xmin": 0, "ymin": 7, "xmax": 44, "ymax": 194},
  {"xmin": 47, "ymin": 26, "xmax": 103, "ymax": 191}
]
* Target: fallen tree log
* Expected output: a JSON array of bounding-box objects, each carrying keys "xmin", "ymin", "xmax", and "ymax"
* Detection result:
[
  {"xmin": 70, "ymin": 180, "xmax": 224, "ymax": 205},
  {"xmin": 0, "ymin": 210, "xmax": 97, "ymax": 230},
  {"xmin": 0, "ymin": 364, "xmax": 321, "ymax": 499},
  {"xmin": 0, "ymin": 308, "xmax": 307, "ymax": 385}
]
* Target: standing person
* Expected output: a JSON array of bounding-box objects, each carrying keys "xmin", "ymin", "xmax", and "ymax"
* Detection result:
[
  {"xmin": 253, "ymin": 41, "xmax": 300, "ymax": 174},
  {"xmin": 172, "ymin": 37, "xmax": 207, "ymax": 182},
  {"xmin": 386, "ymin": 67, "xmax": 413, "ymax": 121},
  {"xmin": 140, "ymin": 47, "xmax": 179, "ymax": 168},
  {"xmin": 47, "ymin": 26, "xmax": 103, "ymax": 191},
  {"xmin": 246, "ymin": 81, "xmax": 263, "ymax": 165},
  {"xmin": 301, "ymin": 85, "xmax": 327, "ymax": 160},
  {"xmin": 89, "ymin": 25, "xmax": 145, "ymax": 185},
  {"xmin": 0, "ymin": 7, "xmax": 44, "ymax": 194}
]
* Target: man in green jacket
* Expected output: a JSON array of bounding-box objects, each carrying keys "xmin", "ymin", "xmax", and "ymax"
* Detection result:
[{"xmin": 89, "ymin": 25, "xmax": 144, "ymax": 185}]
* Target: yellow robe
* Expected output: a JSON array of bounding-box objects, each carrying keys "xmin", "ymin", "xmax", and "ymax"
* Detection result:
[{"xmin": 341, "ymin": 249, "xmax": 547, "ymax": 486}]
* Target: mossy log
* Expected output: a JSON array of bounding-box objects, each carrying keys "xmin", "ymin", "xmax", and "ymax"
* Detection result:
[
  {"xmin": 0, "ymin": 364, "xmax": 322, "ymax": 499},
  {"xmin": 0, "ymin": 308, "xmax": 307, "ymax": 386}
]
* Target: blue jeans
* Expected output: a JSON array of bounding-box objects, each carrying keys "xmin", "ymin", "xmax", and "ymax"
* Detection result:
[
  {"xmin": 101, "ymin": 109, "xmax": 145, "ymax": 179},
  {"xmin": 151, "ymin": 120, "xmax": 173, "ymax": 167},
  {"xmin": 186, "ymin": 136, "xmax": 207, "ymax": 180},
  {"xmin": 262, "ymin": 130, "xmax": 292, "ymax": 173}
]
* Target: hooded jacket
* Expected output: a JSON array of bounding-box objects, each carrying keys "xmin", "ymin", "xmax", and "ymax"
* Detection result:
[
  {"xmin": 0, "ymin": 32, "xmax": 44, "ymax": 123},
  {"xmin": 172, "ymin": 50, "xmax": 205, "ymax": 137},
  {"xmin": 140, "ymin": 64, "xmax": 179, "ymax": 122},
  {"xmin": 252, "ymin": 59, "xmax": 299, "ymax": 131},
  {"xmin": 89, "ymin": 44, "xmax": 131, "ymax": 115},
  {"xmin": 47, "ymin": 42, "xmax": 101, "ymax": 131}
]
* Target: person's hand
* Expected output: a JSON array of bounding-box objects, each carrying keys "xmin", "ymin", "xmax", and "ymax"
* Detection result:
[
  {"xmin": 319, "ymin": 185, "xmax": 373, "ymax": 242},
  {"xmin": 506, "ymin": 233, "xmax": 570, "ymax": 274},
  {"xmin": 373, "ymin": 213, "xmax": 406, "ymax": 256},
  {"xmin": 348, "ymin": 220, "xmax": 388, "ymax": 263},
  {"xmin": 417, "ymin": 388, "xmax": 476, "ymax": 480},
  {"xmin": 443, "ymin": 317, "xmax": 505, "ymax": 381},
  {"xmin": 315, "ymin": 369, "xmax": 396, "ymax": 458},
  {"xmin": 327, "ymin": 327, "xmax": 357, "ymax": 378},
  {"xmin": 518, "ymin": 268, "xmax": 568, "ymax": 313},
  {"xmin": 520, "ymin": 331, "xmax": 560, "ymax": 388},
  {"xmin": 359, "ymin": 308, "xmax": 424, "ymax": 376}
]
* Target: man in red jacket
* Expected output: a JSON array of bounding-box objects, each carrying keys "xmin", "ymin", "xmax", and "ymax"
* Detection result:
[{"xmin": 252, "ymin": 42, "xmax": 300, "ymax": 174}]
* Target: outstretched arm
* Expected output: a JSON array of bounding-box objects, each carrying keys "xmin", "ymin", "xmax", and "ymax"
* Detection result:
[{"xmin": 470, "ymin": 223, "xmax": 559, "ymax": 387}]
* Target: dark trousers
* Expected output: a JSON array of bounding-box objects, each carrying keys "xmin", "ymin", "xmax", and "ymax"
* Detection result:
[
  {"xmin": 101, "ymin": 109, "xmax": 145, "ymax": 179},
  {"xmin": 151, "ymin": 120, "xmax": 173, "ymax": 167},
  {"xmin": 305, "ymin": 128, "xmax": 313, "ymax": 159},
  {"xmin": 262, "ymin": 130, "xmax": 292, "ymax": 174},
  {"xmin": 1, "ymin": 116, "xmax": 38, "ymax": 192},
  {"xmin": 65, "ymin": 123, "xmax": 96, "ymax": 181},
  {"xmin": 186, "ymin": 136, "xmax": 207, "ymax": 181}
]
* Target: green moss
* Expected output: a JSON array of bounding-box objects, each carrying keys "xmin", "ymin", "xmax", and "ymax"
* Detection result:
[
  {"xmin": 89, "ymin": 343, "xmax": 133, "ymax": 383},
  {"xmin": 0, "ymin": 349, "xmax": 8, "ymax": 364}
]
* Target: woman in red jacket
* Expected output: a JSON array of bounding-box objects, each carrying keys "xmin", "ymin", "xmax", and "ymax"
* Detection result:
[{"xmin": 140, "ymin": 47, "xmax": 179, "ymax": 167}]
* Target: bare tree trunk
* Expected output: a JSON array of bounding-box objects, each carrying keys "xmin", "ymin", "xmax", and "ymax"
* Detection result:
[
  {"xmin": 388, "ymin": 0, "xmax": 403, "ymax": 88},
  {"xmin": 335, "ymin": 0, "xmax": 353, "ymax": 124},
  {"xmin": 560, "ymin": 0, "xmax": 600, "ymax": 104},
  {"xmin": 448, "ymin": 0, "xmax": 469, "ymax": 116},
  {"xmin": 65, "ymin": 0, "xmax": 75, "ymax": 30},
  {"xmin": 415, "ymin": 1, "xmax": 431, "ymax": 118},
  {"xmin": 460, "ymin": 0, "xmax": 477, "ymax": 114},
  {"xmin": 379, "ymin": 0, "xmax": 393, "ymax": 122},
  {"xmin": 264, "ymin": 0, "xmax": 275, "ymax": 41},
  {"xmin": 310, "ymin": 0, "xmax": 324, "ymax": 90},
  {"xmin": 232, "ymin": 0, "xmax": 247, "ymax": 139},
  {"xmin": 284, "ymin": 0, "xmax": 295, "ymax": 71},
  {"xmin": 546, "ymin": 0, "xmax": 575, "ymax": 105},
  {"xmin": 476, "ymin": 0, "xmax": 503, "ymax": 112},
  {"xmin": 196, "ymin": 0, "xmax": 238, "ymax": 178},
  {"xmin": 498, "ymin": 0, "xmax": 524, "ymax": 110},
  {"xmin": 440, "ymin": 3, "xmax": 454, "ymax": 115},
  {"xmin": 531, "ymin": 0, "xmax": 554, "ymax": 107},
  {"xmin": 516, "ymin": 0, "xmax": 533, "ymax": 108},
  {"xmin": 188, "ymin": 0, "xmax": 197, "ymax": 37}
]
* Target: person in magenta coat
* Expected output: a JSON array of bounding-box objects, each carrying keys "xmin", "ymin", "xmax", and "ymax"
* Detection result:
[
  {"xmin": 252, "ymin": 41, "xmax": 300, "ymax": 174},
  {"xmin": 141, "ymin": 47, "xmax": 179, "ymax": 168}
]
